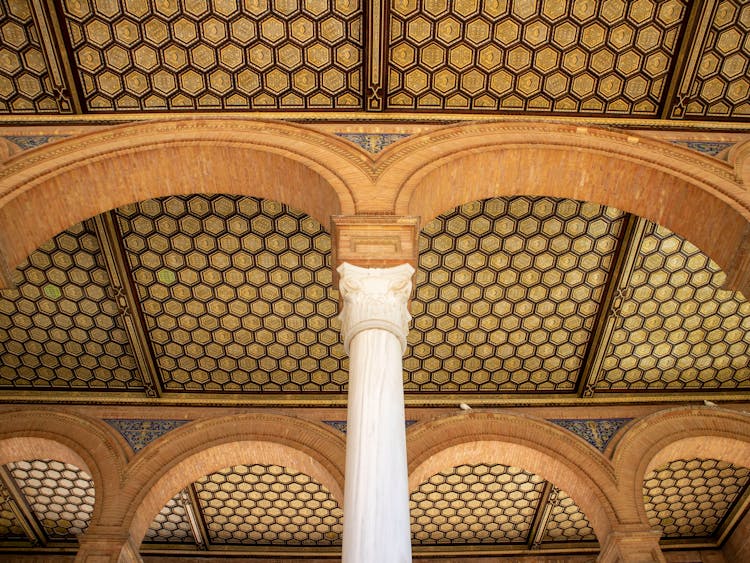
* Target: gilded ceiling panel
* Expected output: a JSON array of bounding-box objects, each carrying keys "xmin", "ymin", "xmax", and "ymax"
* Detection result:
[
  {"xmin": 541, "ymin": 489, "xmax": 596, "ymax": 543},
  {"xmin": 0, "ymin": 0, "xmax": 63, "ymax": 113},
  {"xmin": 193, "ymin": 464, "xmax": 343, "ymax": 545},
  {"xmin": 7, "ymin": 459, "xmax": 95, "ymax": 541},
  {"xmin": 644, "ymin": 458, "xmax": 750, "ymax": 538},
  {"xmin": 0, "ymin": 223, "xmax": 141, "ymax": 390},
  {"xmin": 116, "ymin": 195, "xmax": 346, "ymax": 393},
  {"xmin": 596, "ymin": 223, "xmax": 750, "ymax": 391},
  {"xmin": 410, "ymin": 463, "xmax": 545, "ymax": 544},
  {"xmin": 60, "ymin": 0, "xmax": 363, "ymax": 111},
  {"xmin": 0, "ymin": 492, "xmax": 24, "ymax": 540},
  {"xmin": 387, "ymin": 0, "xmax": 686, "ymax": 113},
  {"xmin": 680, "ymin": 0, "xmax": 750, "ymax": 119},
  {"xmin": 407, "ymin": 197, "xmax": 624, "ymax": 392},
  {"xmin": 144, "ymin": 492, "xmax": 196, "ymax": 544}
]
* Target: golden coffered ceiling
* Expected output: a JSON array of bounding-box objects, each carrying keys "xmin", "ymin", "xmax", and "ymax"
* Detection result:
[
  {"xmin": 0, "ymin": 0, "xmax": 748, "ymax": 119},
  {"xmin": 2, "ymin": 456, "xmax": 748, "ymax": 555},
  {"xmin": 1, "ymin": 194, "xmax": 749, "ymax": 403}
]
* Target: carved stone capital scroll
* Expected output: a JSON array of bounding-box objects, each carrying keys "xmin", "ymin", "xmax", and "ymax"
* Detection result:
[{"xmin": 337, "ymin": 262, "xmax": 414, "ymax": 354}]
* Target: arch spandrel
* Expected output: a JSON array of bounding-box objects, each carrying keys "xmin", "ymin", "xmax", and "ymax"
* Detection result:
[
  {"xmin": 0, "ymin": 119, "xmax": 368, "ymax": 289},
  {"xmin": 0, "ymin": 408, "xmax": 129, "ymax": 528},
  {"xmin": 380, "ymin": 122, "xmax": 750, "ymax": 295},
  {"xmin": 121, "ymin": 413, "xmax": 346, "ymax": 548},
  {"xmin": 406, "ymin": 412, "xmax": 618, "ymax": 542},
  {"xmin": 611, "ymin": 407, "xmax": 750, "ymax": 526}
]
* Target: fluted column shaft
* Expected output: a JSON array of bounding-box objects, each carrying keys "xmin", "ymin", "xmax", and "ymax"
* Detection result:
[{"xmin": 338, "ymin": 262, "xmax": 414, "ymax": 563}]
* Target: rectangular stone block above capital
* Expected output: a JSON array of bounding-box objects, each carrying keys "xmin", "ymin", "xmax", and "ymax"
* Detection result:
[{"xmin": 331, "ymin": 215, "xmax": 420, "ymax": 279}]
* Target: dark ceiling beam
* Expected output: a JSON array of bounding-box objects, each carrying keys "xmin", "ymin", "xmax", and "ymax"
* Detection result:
[
  {"xmin": 577, "ymin": 214, "xmax": 648, "ymax": 398},
  {"xmin": 662, "ymin": 0, "xmax": 714, "ymax": 119},
  {"xmin": 528, "ymin": 481, "xmax": 556, "ymax": 549},
  {"xmin": 91, "ymin": 213, "xmax": 162, "ymax": 398},
  {"xmin": 0, "ymin": 467, "xmax": 45, "ymax": 547},
  {"xmin": 29, "ymin": 0, "xmax": 82, "ymax": 114},
  {"xmin": 364, "ymin": 0, "xmax": 388, "ymax": 110},
  {"xmin": 183, "ymin": 486, "xmax": 210, "ymax": 551}
]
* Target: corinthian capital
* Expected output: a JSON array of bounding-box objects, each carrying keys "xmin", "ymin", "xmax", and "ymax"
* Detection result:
[{"xmin": 337, "ymin": 262, "xmax": 414, "ymax": 354}]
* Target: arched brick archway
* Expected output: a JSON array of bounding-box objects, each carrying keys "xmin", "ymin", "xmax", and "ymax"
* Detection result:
[
  {"xmin": 612, "ymin": 406, "xmax": 750, "ymax": 526},
  {"xmin": 0, "ymin": 119, "xmax": 367, "ymax": 288},
  {"xmin": 406, "ymin": 412, "xmax": 619, "ymax": 542},
  {"xmin": 121, "ymin": 413, "xmax": 346, "ymax": 549},
  {"xmin": 382, "ymin": 122, "xmax": 750, "ymax": 294},
  {"xmin": 0, "ymin": 408, "xmax": 129, "ymax": 527}
]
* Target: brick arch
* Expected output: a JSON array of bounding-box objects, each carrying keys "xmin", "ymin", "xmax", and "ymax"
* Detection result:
[
  {"xmin": 728, "ymin": 138, "xmax": 750, "ymax": 187},
  {"xmin": 612, "ymin": 406, "xmax": 750, "ymax": 526},
  {"xmin": 382, "ymin": 122, "xmax": 750, "ymax": 294},
  {"xmin": 0, "ymin": 408, "xmax": 130, "ymax": 528},
  {"xmin": 406, "ymin": 412, "xmax": 619, "ymax": 542},
  {"xmin": 121, "ymin": 413, "xmax": 346, "ymax": 549},
  {"xmin": 0, "ymin": 118, "xmax": 368, "ymax": 289}
]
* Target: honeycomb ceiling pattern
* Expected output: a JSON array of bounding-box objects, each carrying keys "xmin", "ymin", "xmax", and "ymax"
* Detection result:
[
  {"xmin": 0, "ymin": 222, "xmax": 140, "ymax": 390},
  {"xmin": 116, "ymin": 195, "xmax": 345, "ymax": 393},
  {"xmin": 407, "ymin": 197, "xmax": 625, "ymax": 392},
  {"xmin": 60, "ymin": 0, "xmax": 363, "ymax": 111},
  {"xmin": 410, "ymin": 463, "xmax": 596, "ymax": 547},
  {"xmin": 0, "ymin": 0, "xmax": 61, "ymax": 113},
  {"xmin": 6, "ymin": 459, "xmax": 95, "ymax": 540},
  {"xmin": 0, "ymin": 493, "xmax": 24, "ymax": 540},
  {"xmin": 410, "ymin": 463, "xmax": 545, "ymax": 544},
  {"xmin": 144, "ymin": 492, "xmax": 195, "ymax": 544},
  {"xmin": 644, "ymin": 458, "xmax": 750, "ymax": 538},
  {"xmin": 596, "ymin": 223, "xmax": 750, "ymax": 391},
  {"xmin": 541, "ymin": 488, "xmax": 596, "ymax": 542},
  {"xmin": 682, "ymin": 0, "xmax": 750, "ymax": 119},
  {"xmin": 387, "ymin": 0, "xmax": 686, "ymax": 113},
  {"xmin": 193, "ymin": 463, "xmax": 343, "ymax": 545},
  {"xmin": 0, "ymin": 0, "xmax": 748, "ymax": 118}
]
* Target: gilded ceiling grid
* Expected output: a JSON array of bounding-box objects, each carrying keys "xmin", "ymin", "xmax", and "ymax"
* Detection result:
[
  {"xmin": 540, "ymin": 488, "xmax": 596, "ymax": 543},
  {"xmin": 407, "ymin": 197, "xmax": 625, "ymax": 392},
  {"xmin": 0, "ymin": 0, "xmax": 62, "ymax": 114},
  {"xmin": 643, "ymin": 458, "xmax": 750, "ymax": 539},
  {"xmin": 144, "ymin": 491, "xmax": 196, "ymax": 544},
  {"xmin": 6, "ymin": 459, "xmax": 95, "ymax": 541},
  {"xmin": 0, "ymin": 222, "xmax": 142, "ymax": 390},
  {"xmin": 596, "ymin": 223, "xmax": 750, "ymax": 391},
  {"xmin": 192, "ymin": 463, "xmax": 343, "ymax": 546},
  {"xmin": 386, "ymin": 0, "xmax": 687, "ymax": 114},
  {"xmin": 409, "ymin": 463, "xmax": 546, "ymax": 545},
  {"xmin": 59, "ymin": 0, "xmax": 364, "ymax": 111},
  {"xmin": 680, "ymin": 0, "xmax": 750, "ymax": 119},
  {"xmin": 116, "ymin": 195, "xmax": 347, "ymax": 393}
]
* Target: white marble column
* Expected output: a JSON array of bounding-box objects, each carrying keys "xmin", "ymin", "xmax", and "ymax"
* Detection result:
[{"xmin": 338, "ymin": 262, "xmax": 414, "ymax": 563}]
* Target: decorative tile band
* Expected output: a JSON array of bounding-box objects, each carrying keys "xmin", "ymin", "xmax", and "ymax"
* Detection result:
[
  {"xmin": 670, "ymin": 140, "xmax": 734, "ymax": 157},
  {"xmin": 105, "ymin": 418, "xmax": 189, "ymax": 452},
  {"xmin": 2, "ymin": 135, "xmax": 70, "ymax": 151},
  {"xmin": 335, "ymin": 133, "xmax": 411, "ymax": 153},
  {"xmin": 547, "ymin": 418, "xmax": 633, "ymax": 452}
]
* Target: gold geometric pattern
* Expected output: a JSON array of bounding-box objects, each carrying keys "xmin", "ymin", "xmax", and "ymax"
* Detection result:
[
  {"xmin": 144, "ymin": 492, "xmax": 195, "ymax": 544},
  {"xmin": 61, "ymin": 0, "xmax": 363, "ymax": 111},
  {"xmin": 7, "ymin": 459, "xmax": 95, "ymax": 539},
  {"xmin": 410, "ymin": 463, "xmax": 545, "ymax": 544},
  {"xmin": 0, "ymin": 222, "xmax": 140, "ymax": 390},
  {"xmin": 683, "ymin": 0, "xmax": 750, "ymax": 118},
  {"xmin": 387, "ymin": 0, "xmax": 686, "ymax": 113},
  {"xmin": 193, "ymin": 464, "xmax": 343, "ymax": 545},
  {"xmin": 116, "ymin": 195, "xmax": 346, "ymax": 393},
  {"xmin": 0, "ymin": 0, "xmax": 61, "ymax": 113},
  {"xmin": 541, "ymin": 488, "xmax": 596, "ymax": 542},
  {"xmin": 597, "ymin": 223, "xmax": 750, "ymax": 391},
  {"xmin": 407, "ymin": 197, "xmax": 625, "ymax": 392},
  {"xmin": 0, "ymin": 495, "xmax": 24, "ymax": 539},
  {"xmin": 644, "ymin": 458, "xmax": 750, "ymax": 538}
]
